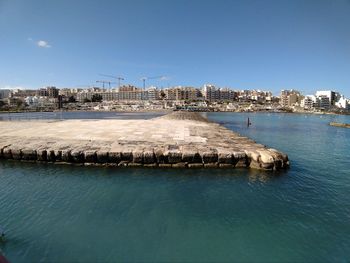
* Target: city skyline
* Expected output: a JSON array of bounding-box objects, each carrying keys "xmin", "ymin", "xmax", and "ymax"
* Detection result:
[{"xmin": 1, "ymin": 0, "xmax": 350, "ymax": 97}]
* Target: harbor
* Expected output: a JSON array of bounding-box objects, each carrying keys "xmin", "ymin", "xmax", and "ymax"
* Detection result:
[{"xmin": 0, "ymin": 112, "xmax": 289, "ymax": 170}]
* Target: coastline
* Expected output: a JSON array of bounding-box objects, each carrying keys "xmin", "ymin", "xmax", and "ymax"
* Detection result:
[{"xmin": 1, "ymin": 108, "xmax": 348, "ymax": 116}]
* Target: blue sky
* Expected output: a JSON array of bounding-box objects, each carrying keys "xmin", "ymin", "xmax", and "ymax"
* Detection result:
[{"xmin": 1, "ymin": 0, "xmax": 350, "ymax": 96}]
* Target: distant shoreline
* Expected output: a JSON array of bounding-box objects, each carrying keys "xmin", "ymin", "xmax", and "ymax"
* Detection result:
[{"xmin": 0, "ymin": 108, "xmax": 349, "ymax": 116}]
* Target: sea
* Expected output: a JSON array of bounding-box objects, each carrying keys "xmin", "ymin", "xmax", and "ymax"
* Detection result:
[{"xmin": 0, "ymin": 111, "xmax": 349, "ymax": 262}]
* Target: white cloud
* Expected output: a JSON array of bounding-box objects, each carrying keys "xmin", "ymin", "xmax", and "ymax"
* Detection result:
[{"xmin": 37, "ymin": 40, "xmax": 51, "ymax": 48}]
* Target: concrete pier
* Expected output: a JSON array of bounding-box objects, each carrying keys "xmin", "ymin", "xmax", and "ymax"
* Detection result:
[{"xmin": 0, "ymin": 112, "xmax": 289, "ymax": 170}]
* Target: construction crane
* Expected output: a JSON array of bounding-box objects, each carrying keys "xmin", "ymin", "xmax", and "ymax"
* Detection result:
[
  {"xmin": 100, "ymin": 74, "xmax": 124, "ymax": 88},
  {"xmin": 96, "ymin": 80, "xmax": 116, "ymax": 89},
  {"xmin": 140, "ymin": 76, "xmax": 167, "ymax": 90}
]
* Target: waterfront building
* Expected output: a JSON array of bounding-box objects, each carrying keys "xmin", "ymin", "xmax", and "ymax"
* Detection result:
[
  {"xmin": 0, "ymin": 89, "xmax": 11, "ymax": 99},
  {"xmin": 301, "ymin": 95, "xmax": 317, "ymax": 110},
  {"xmin": 315, "ymin": 90, "xmax": 340, "ymax": 106},
  {"xmin": 36, "ymin": 86, "xmax": 59, "ymax": 98},
  {"xmin": 203, "ymin": 84, "xmax": 219, "ymax": 102},
  {"xmin": 203, "ymin": 85, "xmax": 239, "ymax": 102},
  {"xmin": 280, "ymin": 90, "xmax": 302, "ymax": 107},
  {"xmin": 318, "ymin": 95, "xmax": 331, "ymax": 109},
  {"xmin": 335, "ymin": 96, "xmax": 350, "ymax": 110}
]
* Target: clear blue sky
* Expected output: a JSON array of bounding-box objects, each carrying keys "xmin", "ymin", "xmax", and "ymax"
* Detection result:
[{"xmin": 1, "ymin": 0, "xmax": 350, "ymax": 96}]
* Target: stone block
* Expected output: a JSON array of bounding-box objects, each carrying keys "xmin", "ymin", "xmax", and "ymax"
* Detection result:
[
  {"xmin": 182, "ymin": 151, "xmax": 202, "ymax": 163},
  {"xmin": 11, "ymin": 148, "xmax": 22, "ymax": 160},
  {"xmin": 166, "ymin": 151, "xmax": 182, "ymax": 164},
  {"xmin": 202, "ymin": 151, "xmax": 218, "ymax": 163},
  {"xmin": 108, "ymin": 151, "xmax": 121, "ymax": 163},
  {"xmin": 61, "ymin": 150, "xmax": 71, "ymax": 162},
  {"xmin": 143, "ymin": 151, "xmax": 155, "ymax": 164},
  {"xmin": 155, "ymin": 149, "xmax": 166, "ymax": 164},
  {"xmin": 144, "ymin": 163, "xmax": 157, "ymax": 167},
  {"xmin": 3, "ymin": 147, "xmax": 12, "ymax": 159},
  {"xmin": 121, "ymin": 151, "xmax": 133, "ymax": 162},
  {"xmin": 37, "ymin": 149, "xmax": 47, "ymax": 161},
  {"xmin": 218, "ymin": 152, "xmax": 233, "ymax": 164},
  {"xmin": 204, "ymin": 163, "xmax": 218, "ymax": 168},
  {"xmin": 249, "ymin": 160, "xmax": 261, "ymax": 169},
  {"xmin": 128, "ymin": 162, "xmax": 143, "ymax": 167},
  {"xmin": 172, "ymin": 162, "xmax": 187, "ymax": 168},
  {"xmin": 96, "ymin": 151, "xmax": 108, "ymax": 163},
  {"xmin": 118, "ymin": 161, "xmax": 129, "ymax": 167},
  {"xmin": 22, "ymin": 149, "xmax": 37, "ymax": 161},
  {"xmin": 54, "ymin": 150, "xmax": 62, "ymax": 162},
  {"xmin": 71, "ymin": 150, "xmax": 84, "ymax": 163},
  {"xmin": 132, "ymin": 150, "xmax": 144, "ymax": 163},
  {"xmin": 188, "ymin": 163, "xmax": 203, "ymax": 168},
  {"xmin": 46, "ymin": 150, "xmax": 56, "ymax": 162},
  {"xmin": 84, "ymin": 151, "xmax": 97, "ymax": 163},
  {"xmin": 159, "ymin": 163, "xmax": 172, "ymax": 168}
]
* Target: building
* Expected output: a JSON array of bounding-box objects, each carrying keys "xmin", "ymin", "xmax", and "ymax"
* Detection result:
[
  {"xmin": 301, "ymin": 95, "xmax": 317, "ymax": 109},
  {"xmin": 0, "ymin": 89, "xmax": 11, "ymax": 99},
  {"xmin": 47, "ymin": 86, "xmax": 59, "ymax": 98},
  {"xmin": 280, "ymin": 90, "xmax": 302, "ymax": 107},
  {"xmin": 203, "ymin": 84, "xmax": 219, "ymax": 102},
  {"xmin": 318, "ymin": 95, "xmax": 331, "ymax": 109},
  {"xmin": 315, "ymin": 91, "xmax": 340, "ymax": 106},
  {"xmin": 335, "ymin": 96, "xmax": 350, "ymax": 110},
  {"xmin": 36, "ymin": 86, "xmax": 59, "ymax": 98},
  {"xmin": 118, "ymin": 85, "xmax": 142, "ymax": 100},
  {"xmin": 203, "ymin": 85, "xmax": 239, "ymax": 102},
  {"xmin": 147, "ymin": 86, "xmax": 160, "ymax": 101}
]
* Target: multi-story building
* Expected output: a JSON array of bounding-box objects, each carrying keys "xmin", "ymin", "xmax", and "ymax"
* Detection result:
[
  {"xmin": 219, "ymin": 88, "xmax": 237, "ymax": 101},
  {"xmin": 335, "ymin": 96, "xmax": 350, "ymax": 110},
  {"xmin": 203, "ymin": 84, "xmax": 219, "ymax": 102},
  {"xmin": 203, "ymin": 85, "xmax": 239, "ymax": 102},
  {"xmin": 318, "ymin": 95, "xmax": 331, "ymax": 109},
  {"xmin": 47, "ymin": 86, "xmax": 59, "ymax": 98},
  {"xmin": 163, "ymin": 87, "xmax": 198, "ymax": 101},
  {"xmin": 301, "ymin": 95, "xmax": 317, "ymax": 109},
  {"xmin": 315, "ymin": 90, "xmax": 340, "ymax": 107},
  {"xmin": 0, "ymin": 89, "xmax": 11, "ymax": 99},
  {"xmin": 118, "ymin": 85, "xmax": 142, "ymax": 100},
  {"xmin": 147, "ymin": 87, "xmax": 159, "ymax": 101},
  {"xmin": 280, "ymin": 90, "xmax": 301, "ymax": 107},
  {"xmin": 59, "ymin": 88, "xmax": 82, "ymax": 98},
  {"xmin": 36, "ymin": 86, "xmax": 59, "ymax": 98}
]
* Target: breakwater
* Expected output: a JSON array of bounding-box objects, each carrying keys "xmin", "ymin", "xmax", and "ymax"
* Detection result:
[
  {"xmin": 0, "ymin": 112, "xmax": 289, "ymax": 170},
  {"xmin": 329, "ymin": 122, "xmax": 350, "ymax": 128}
]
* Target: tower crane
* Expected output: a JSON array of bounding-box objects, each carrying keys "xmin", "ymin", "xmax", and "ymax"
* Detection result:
[
  {"xmin": 140, "ymin": 76, "xmax": 167, "ymax": 90},
  {"xmin": 100, "ymin": 74, "xmax": 124, "ymax": 88},
  {"xmin": 96, "ymin": 80, "xmax": 116, "ymax": 89}
]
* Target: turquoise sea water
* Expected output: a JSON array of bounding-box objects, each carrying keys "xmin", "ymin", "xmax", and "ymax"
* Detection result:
[{"xmin": 0, "ymin": 112, "xmax": 350, "ymax": 262}]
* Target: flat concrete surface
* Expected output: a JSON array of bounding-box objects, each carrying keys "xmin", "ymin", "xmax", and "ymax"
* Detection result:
[{"xmin": 0, "ymin": 112, "xmax": 289, "ymax": 170}]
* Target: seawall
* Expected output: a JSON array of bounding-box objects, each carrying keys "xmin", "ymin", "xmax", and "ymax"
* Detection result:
[{"xmin": 0, "ymin": 112, "xmax": 289, "ymax": 170}]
